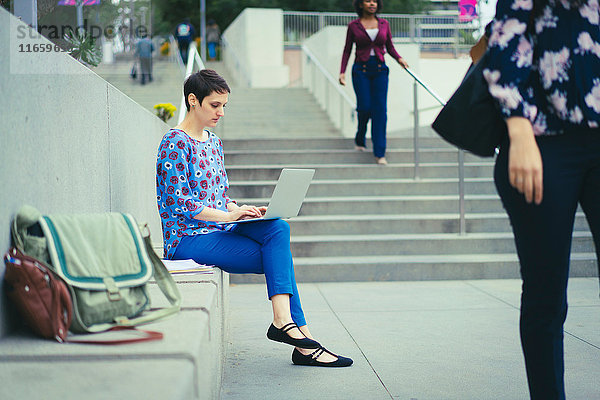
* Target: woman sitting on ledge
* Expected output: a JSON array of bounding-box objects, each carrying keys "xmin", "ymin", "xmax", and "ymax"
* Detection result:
[{"xmin": 155, "ymin": 69, "xmax": 352, "ymax": 367}]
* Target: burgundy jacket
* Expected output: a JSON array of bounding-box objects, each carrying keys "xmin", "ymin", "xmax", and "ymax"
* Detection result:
[{"xmin": 340, "ymin": 17, "xmax": 402, "ymax": 74}]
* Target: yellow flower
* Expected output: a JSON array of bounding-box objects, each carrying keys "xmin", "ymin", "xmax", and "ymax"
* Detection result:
[
  {"xmin": 154, "ymin": 103, "xmax": 177, "ymax": 122},
  {"xmin": 160, "ymin": 41, "xmax": 170, "ymax": 56}
]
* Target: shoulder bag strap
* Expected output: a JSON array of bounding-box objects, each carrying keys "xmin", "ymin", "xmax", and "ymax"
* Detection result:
[
  {"xmin": 110, "ymin": 225, "xmax": 182, "ymax": 328},
  {"xmin": 67, "ymin": 326, "xmax": 164, "ymax": 345}
]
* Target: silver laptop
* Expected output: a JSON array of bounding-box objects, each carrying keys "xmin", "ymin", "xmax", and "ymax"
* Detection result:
[{"xmin": 218, "ymin": 168, "xmax": 315, "ymax": 225}]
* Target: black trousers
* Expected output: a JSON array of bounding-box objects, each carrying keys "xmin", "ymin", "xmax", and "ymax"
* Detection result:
[
  {"xmin": 139, "ymin": 57, "xmax": 152, "ymax": 85},
  {"xmin": 494, "ymin": 128, "xmax": 600, "ymax": 400}
]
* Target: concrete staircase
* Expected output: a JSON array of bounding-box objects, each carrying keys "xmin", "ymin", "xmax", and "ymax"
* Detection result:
[
  {"xmin": 93, "ymin": 56, "xmax": 596, "ymax": 283},
  {"xmin": 93, "ymin": 54, "xmax": 184, "ymax": 124},
  {"xmin": 214, "ymin": 87, "xmax": 340, "ymax": 138},
  {"xmin": 223, "ymin": 135, "xmax": 597, "ymax": 283}
]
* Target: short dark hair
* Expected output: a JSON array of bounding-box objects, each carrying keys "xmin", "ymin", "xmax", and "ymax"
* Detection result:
[
  {"xmin": 353, "ymin": 0, "xmax": 383, "ymax": 16},
  {"xmin": 183, "ymin": 69, "xmax": 230, "ymax": 111}
]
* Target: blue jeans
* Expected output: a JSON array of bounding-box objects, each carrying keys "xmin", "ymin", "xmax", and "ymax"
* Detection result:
[
  {"xmin": 494, "ymin": 128, "xmax": 600, "ymax": 400},
  {"xmin": 173, "ymin": 219, "xmax": 306, "ymax": 326},
  {"xmin": 352, "ymin": 56, "xmax": 389, "ymax": 158}
]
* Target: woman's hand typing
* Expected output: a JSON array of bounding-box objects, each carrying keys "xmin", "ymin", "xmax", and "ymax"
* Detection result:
[
  {"xmin": 227, "ymin": 205, "xmax": 265, "ymax": 221},
  {"xmin": 193, "ymin": 204, "xmax": 263, "ymax": 222}
]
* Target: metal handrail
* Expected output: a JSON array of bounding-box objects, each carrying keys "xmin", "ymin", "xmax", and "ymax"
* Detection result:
[
  {"xmin": 177, "ymin": 42, "xmax": 206, "ymax": 125},
  {"xmin": 301, "ymin": 44, "xmax": 356, "ymax": 132},
  {"xmin": 302, "ymin": 45, "xmax": 355, "ymax": 106},
  {"xmin": 301, "ymin": 44, "xmax": 465, "ymax": 234},
  {"xmin": 404, "ymin": 67, "xmax": 446, "ymax": 106},
  {"xmin": 300, "ymin": 43, "xmax": 466, "ymax": 234},
  {"xmin": 403, "ymin": 67, "xmax": 466, "ymax": 235},
  {"xmin": 283, "ymin": 11, "xmax": 479, "ymax": 55}
]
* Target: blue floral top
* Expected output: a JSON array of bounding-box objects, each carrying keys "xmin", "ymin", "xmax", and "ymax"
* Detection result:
[
  {"xmin": 485, "ymin": 0, "xmax": 600, "ymax": 135},
  {"xmin": 156, "ymin": 129, "xmax": 235, "ymax": 259}
]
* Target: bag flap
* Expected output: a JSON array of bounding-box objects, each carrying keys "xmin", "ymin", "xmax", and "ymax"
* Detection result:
[
  {"xmin": 12, "ymin": 205, "xmax": 45, "ymax": 257},
  {"xmin": 39, "ymin": 213, "xmax": 153, "ymax": 290}
]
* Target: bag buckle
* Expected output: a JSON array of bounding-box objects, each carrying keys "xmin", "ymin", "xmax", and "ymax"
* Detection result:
[
  {"xmin": 114, "ymin": 316, "xmax": 132, "ymax": 325},
  {"xmin": 103, "ymin": 277, "xmax": 122, "ymax": 301},
  {"xmin": 140, "ymin": 223, "xmax": 151, "ymax": 238}
]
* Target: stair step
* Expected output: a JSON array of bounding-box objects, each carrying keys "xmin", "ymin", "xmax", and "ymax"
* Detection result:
[
  {"xmin": 229, "ymin": 253, "xmax": 597, "ymax": 282},
  {"xmin": 224, "ymin": 148, "xmax": 488, "ymax": 164},
  {"xmin": 225, "ymin": 163, "xmax": 494, "ymax": 180},
  {"xmin": 284, "ymin": 213, "xmax": 591, "ymax": 235},
  {"xmin": 209, "ymin": 84, "xmax": 595, "ymax": 282},
  {"xmin": 235, "ymin": 195, "xmax": 505, "ymax": 214},
  {"xmin": 228, "ymin": 177, "xmax": 498, "ymax": 198},
  {"xmin": 222, "ymin": 136, "xmax": 457, "ymax": 151},
  {"xmin": 216, "ymin": 87, "xmax": 341, "ymax": 138},
  {"xmin": 289, "ymin": 232, "xmax": 593, "ymax": 257}
]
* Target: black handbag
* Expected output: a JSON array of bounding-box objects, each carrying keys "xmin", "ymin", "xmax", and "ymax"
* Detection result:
[
  {"xmin": 431, "ymin": 53, "xmax": 507, "ymax": 157},
  {"xmin": 130, "ymin": 63, "xmax": 137, "ymax": 80}
]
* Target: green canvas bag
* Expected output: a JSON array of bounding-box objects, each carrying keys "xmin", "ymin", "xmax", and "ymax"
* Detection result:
[{"xmin": 11, "ymin": 205, "xmax": 181, "ymax": 334}]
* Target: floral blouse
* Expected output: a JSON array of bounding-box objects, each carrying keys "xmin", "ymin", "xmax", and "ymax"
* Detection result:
[
  {"xmin": 485, "ymin": 0, "xmax": 600, "ymax": 135},
  {"xmin": 156, "ymin": 129, "xmax": 235, "ymax": 259}
]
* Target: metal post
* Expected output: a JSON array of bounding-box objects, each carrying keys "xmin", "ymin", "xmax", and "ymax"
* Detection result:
[
  {"xmin": 458, "ymin": 150, "xmax": 466, "ymax": 235},
  {"xmin": 477, "ymin": 0, "xmax": 482, "ymax": 36},
  {"xmin": 312, "ymin": 60, "xmax": 316, "ymax": 94},
  {"xmin": 130, "ymin": 0, "xmax": 135, "ymax": 45},
  {"xmin": 416, "ymin": 18, "xmax": 422, "ymax": 50},
  {"xmin": 200, "ymin": 0, "xmax": 206, "ymax": 61},
  {"xmin": 325, "ymin": 78, "xmax": 329, "ymax": 112},
  {"xmin": 76, "ymin": 0, "xmax": 84, "ymax": 31},
  {"xmin": 14, "ymin": 0, "xmax": 38, "ymax": 29},
  {"xmin": 413, "ymin": 80, "xmax": 420, "ymax": 179},
  {"xmin": 340, "ymin": 93, "xmax": 344, "ymax": 132},
  {"xmin": 149, "ymin": 4, "xmax": 153, "ymax": 37},
  {"xmin": 454, "ymin": 16, "xmax": 459, "ymax": 58}
]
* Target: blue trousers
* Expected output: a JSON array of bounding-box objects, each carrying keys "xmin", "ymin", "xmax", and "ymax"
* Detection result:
[
  {"xmin": 494, "ymin": 128, "xmax": 600, "ymax": 400},
  {"xmin": 352, "ymin": 56, "xmax": 389, "ymax": 158},
  {"xmin": 208, "ymin": 42, "xmax": 217, "ymax": 59},
  {"xmin": 173, "ymin": 219, "xmax": 306, "ymax": 326}
]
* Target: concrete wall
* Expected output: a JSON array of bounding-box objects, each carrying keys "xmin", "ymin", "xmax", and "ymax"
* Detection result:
[
  {"xmin": 0, "ymin": 7, "xmax": 169, "ymax": 338},
  {"xmin": 222, "ymin": 8, "xmax": 289, "ymax": 88},
  {"xmin": 302, "ymin": 26, "xmax": 471, "ymax": 137}
]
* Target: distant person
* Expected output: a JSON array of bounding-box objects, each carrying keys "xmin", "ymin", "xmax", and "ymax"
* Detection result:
[
  {"xmin": 175, "ymin": 18, "xmax": 195, "ymax": 63},
  {"xmin": 135, "ymin": 33, "xmax": 154, "ymax": 85},
  {"xmin": 339, "ymin": 0, "xmax": 409, "ymax": 165},
  {"xmin": 486, "ymin": 0, "xmax": 600, "ymax": 399},
  {"xmin": 206, "ymin": 19, "xmax": 221, "ymax": 61},
  {"xmin": 155, "ymin": 69, "xmax": 353, "ymax": 368}
]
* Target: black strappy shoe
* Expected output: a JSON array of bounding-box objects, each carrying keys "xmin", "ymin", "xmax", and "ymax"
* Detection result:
[
  {"xmin": 267, "ymin": 323, "xmax": 321, "ymax": 348},
  {"xmin": 292, "ymin": 346, "xmax": 353, "ymax": 367}
]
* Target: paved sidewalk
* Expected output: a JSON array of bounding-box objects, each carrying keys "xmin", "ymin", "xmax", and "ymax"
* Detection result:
[{"xmin": 221, "ymin": 278, "xmax": 599, "ymax": 400}]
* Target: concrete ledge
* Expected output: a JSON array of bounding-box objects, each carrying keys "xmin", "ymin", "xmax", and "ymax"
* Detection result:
[{"xmin": 0, "ymin": 269, "xmax": 229, "ymax": 400}]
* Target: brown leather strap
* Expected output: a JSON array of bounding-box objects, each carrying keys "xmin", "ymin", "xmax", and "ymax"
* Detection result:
[
  {"xmin": 66, "ymin": 326, "xmax": 163, "ymax": 345},
  {"xmin": 470, "ymin": 35, "xmax": 488, "ymax": 64}
]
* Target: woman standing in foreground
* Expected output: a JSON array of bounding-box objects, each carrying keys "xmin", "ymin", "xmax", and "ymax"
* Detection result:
[
  {"xmin": 156, "ymin": 69, "xmax": 352, "ymax": 367},
  {"xmin": 485, "ymin": 0, "xmax": 600, "ymax": 398},
  {"xmin": 339, "ymin": 0, "xmax": 409, "ymax": 165}
]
